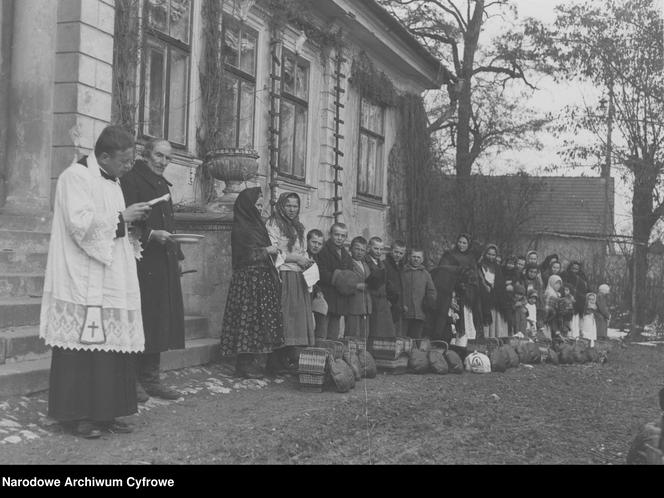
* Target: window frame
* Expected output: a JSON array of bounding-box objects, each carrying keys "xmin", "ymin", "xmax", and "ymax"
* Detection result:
[
  {"xmin": 220, "ymin": 16, "xmax": 258, "ymax": 149},
  {"xmin": 277, "ymin": 49, "xmax": 310, "ymax": 182},
  {"xmin": 139, "ymin": 0, "xmax": 193, "ymax": 149},
  {"xmin": 357, "ymin": 97, "xmax": 386, "ymax": 200}
]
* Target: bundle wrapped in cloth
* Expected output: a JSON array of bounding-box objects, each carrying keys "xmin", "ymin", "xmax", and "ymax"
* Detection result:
[{"xmin": 332, "ymin": 269, "xmax": 364, "ymax": 296}]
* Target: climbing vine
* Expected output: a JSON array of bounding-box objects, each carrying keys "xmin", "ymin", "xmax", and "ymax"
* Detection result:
[
  {"xmin": 111, "ymin": 0, "xmax": 141, "ymax": 136},
  {"xmin": 388, "ymin": 94, "xmax": 434, "ymax": 248},
  {"xmin": 350, "ymin": 51, "xmax": 398, "ymax": 107}
]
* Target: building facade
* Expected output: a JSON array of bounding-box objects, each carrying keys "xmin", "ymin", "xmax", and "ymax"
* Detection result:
[{"xmin": 0, "ymin": 0, "xmax": 444, "ymax": 394}]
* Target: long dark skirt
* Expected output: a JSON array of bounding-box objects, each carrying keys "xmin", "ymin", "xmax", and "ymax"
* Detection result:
[
  {"xmin": 220, "ymin": 266, "xmax": 285, "ymax": 355},
  {"xmin": 280, "ymin": 271, "xmax": 314, "ymax": 347},
  {"xmin": 48, "ymin": 347, "xmax": 137, "ymax": 423}
]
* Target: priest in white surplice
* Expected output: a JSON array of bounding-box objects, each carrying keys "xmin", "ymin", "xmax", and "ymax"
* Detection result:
[{"xmin": 40, "ymin": 126, "xmax": 152, "ymax": 439}]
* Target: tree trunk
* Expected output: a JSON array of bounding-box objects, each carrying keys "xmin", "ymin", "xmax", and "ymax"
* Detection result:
[
  {"xmin": 631, "ymin": 170, "xmax": 656, "ymax": 327},
  {"xmin": 455, "ymin": 0, "xmax": 484, "ymax": 178}
]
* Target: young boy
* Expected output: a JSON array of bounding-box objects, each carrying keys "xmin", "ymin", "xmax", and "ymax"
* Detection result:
[
  {"xmin": 317, "ymin": 223, "xmax": 353, "ymax": 339},
  {"xmin": 401, "ymin": 249, "xmax": 437, "ymax": 339},
  {"xmin": 307, "ymin": 229, "xmax": 327, "ymax": 339},
  {"xmin": 344, "ymin": 237, "xmax": 372, "ymax": 340},
  {"xmin": 385, "ymin": 240, "xmax": 406, "ymax": 333},
  {"xmin": 365, "ymin": 237, "xmax": 396, "ymax": 338},
  {"xmin": 512, "ymin": 283, "xmax": 528, "ymax": 336}
]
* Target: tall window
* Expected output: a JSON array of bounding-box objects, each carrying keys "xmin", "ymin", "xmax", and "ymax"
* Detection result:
[
  {"xmin": 278, "ymin": 50, "xmax": 309, "ymax": 180},
  {"xmin": 357, "ymin": 98, "xmax": 385, "ymax": 199},
  {"xmin": 142, "ymin": 0, "xmax": 192, "ymax": 146},
  {"xmin": 219, "ymin": 17, "xmax": 257, "ymax": 149}
]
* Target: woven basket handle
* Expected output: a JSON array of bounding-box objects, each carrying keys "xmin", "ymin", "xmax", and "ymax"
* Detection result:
[{"xmin": 429, "ymin": 340, "xmax": 448, "ymax": 353}]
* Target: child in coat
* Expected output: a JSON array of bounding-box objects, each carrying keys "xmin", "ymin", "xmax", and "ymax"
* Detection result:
[
  {"xmin": 401, "ymin": 249, "xmax": 437, "ymax": 339},
  {"xmin": 344, "ymin": 237, "xmax": 372, "ymax": 340},
  {"xmin": 512, "ymin": 283, "xmax": 529, "ymax": 336},
  {"xmin": 580, "ymin": 292, "xmax": 598, "ymax": 346},
  {"xmin": 557, "ymin": 284, "xmax": 576, "ymax": 337},
  {"xmin": 596, "ymin": 284, "xmax": 611, "ymax": 339},
  {"xmin": 526, "ymin": 289, "xmax": 539, "ymax": 339}
]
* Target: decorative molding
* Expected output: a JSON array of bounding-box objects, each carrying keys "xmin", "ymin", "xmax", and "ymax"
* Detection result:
[
  {"xmin": 174, "ymin": 212, "xmax": 233, "ymax": 232},
  {"xmin": 352, "ymin": 195, "xmax": 388, "ymax": 211}
]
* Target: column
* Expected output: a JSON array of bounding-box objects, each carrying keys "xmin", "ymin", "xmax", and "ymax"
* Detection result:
[{"xmin": 2, "ymin": 0, "xmax": 57, "ymax": 215}]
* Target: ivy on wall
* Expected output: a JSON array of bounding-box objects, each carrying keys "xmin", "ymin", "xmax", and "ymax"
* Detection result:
[
  {"xmin": 349, "ymin": 51, "xmax": 398, "ymax": 107},
  {"xmin": 111, "ymin": 0, "xmax": 141, "ymax": 136},
  {"xmin": 387, "ymin": 94, "xmax": 434, "ymax": 248}
]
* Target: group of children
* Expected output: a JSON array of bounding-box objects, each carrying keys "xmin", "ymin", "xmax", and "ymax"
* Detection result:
[
  {"xmin": 305, "ymin": 223, "xmax": 435, "ymax": 342},
  {"xmin": 303, "ymin": 227, "xmax": 610, "ymax": 347},
  {"xmin": 500, "ymin": 252, "xmax": 610, "ymax": 346}
]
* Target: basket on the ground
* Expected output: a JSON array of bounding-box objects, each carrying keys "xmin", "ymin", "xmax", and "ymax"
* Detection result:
[
  {"xmin": 408, "ymin": 338, "xmax": 431, "ymax": 374},
  {"xmin": 298, "ymin": 347, "xmax": 328, "ymax": 374},
  {"xmin": 315, "ymin": 339, "xmax": 344, "ymax": 360},
  {"xmin": 428, "ymin": 341, "xmax": 449, "ymax": 374},
  {"xmin": 298, "ymin": 372, "xmax": 325, "ymax": 392},
  {"xmin": 375, "ymin": 355, "xmax": 409, "ymax": 374},
  {"xmin": 328, "ymin": 358, "xmax": 355, "ymax": 392},
  {"xmin": 340, "ymin": 337, "xmax": 367, "ymax": 355},
  {"xmin": 356, "ymin": 349, "xmax": 377, "ymax": 378},
  {"xmin": 368, "ymin": 336, "xmax": 413, "ymax": 360}
]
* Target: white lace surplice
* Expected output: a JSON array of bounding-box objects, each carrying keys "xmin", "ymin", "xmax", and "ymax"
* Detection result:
[{"xmin": 39, "ymin": 156, "xmax": 145, "ymax": 353}]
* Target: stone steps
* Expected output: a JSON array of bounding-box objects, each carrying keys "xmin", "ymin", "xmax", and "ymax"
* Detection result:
[
  {"xmin": 0, "ymin": 229, "xmax": 51, "ymax": 253},
  {"xmin": 0, "ymin": 316, "xmax": 209, "ymax": 364},
  {"xmin": 0, "ymin": 250, "xmax": 49, "ymax": 273},
  {"xmin": 0, "ymin": 273, "xmax": 45, "ymax": 298},
  {"xmin": 0, "ymin": 297, "xmax": 43, "ymax": 328},
  {"xmin": 0, "ymin": 337, "xmax": 220, "ymax": 398}
]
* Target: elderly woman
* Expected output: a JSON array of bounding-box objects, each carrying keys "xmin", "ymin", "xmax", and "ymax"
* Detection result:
[
  {"xmin": 220, "ymin": 188, "xmax": 284, "ymax": 378},
  {"xmin": 266, "ymin": 192, "xmax": 315, "ymax": 370},
  {"xmin": 477, "ymin": 244, "xmax": 510, "ymax": 338}
]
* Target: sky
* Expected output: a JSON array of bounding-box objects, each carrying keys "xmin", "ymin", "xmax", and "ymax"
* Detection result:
[{"xmin": 438, "ymin": 0, "xmax": 641, "ymax": 235}]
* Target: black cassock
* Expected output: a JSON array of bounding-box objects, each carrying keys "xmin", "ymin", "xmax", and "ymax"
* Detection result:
[{"xmin": 121, "ymin": 160, "xmax": 185, "ymax": 353}]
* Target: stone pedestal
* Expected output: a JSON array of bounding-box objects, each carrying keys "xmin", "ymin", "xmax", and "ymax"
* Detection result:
[{"xmin": 2, "ymin": 0, "xmax": 58, "ymax": 215}]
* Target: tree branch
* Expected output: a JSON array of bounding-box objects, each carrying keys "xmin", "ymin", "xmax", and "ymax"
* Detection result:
[{"xmin": 472, "ymin": 65, "xmax": 537, "ymax": 89}]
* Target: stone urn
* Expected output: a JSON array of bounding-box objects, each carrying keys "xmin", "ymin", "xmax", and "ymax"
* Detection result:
[{"xmin": 203, "ymin": 148, "xmax": 259, "ymax": 216}]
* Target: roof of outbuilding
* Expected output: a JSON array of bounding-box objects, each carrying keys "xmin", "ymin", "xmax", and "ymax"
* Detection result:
[{"xmin": 521, "ymin": 176, "xmax": 614, "ymax": 236}]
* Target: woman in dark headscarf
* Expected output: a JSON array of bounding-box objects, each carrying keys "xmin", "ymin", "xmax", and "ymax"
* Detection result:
[
  {"xmin": 477, "ymin": 244, "xmax": 510, "ymax": 338},
  {"xmin": 266, "ymin": 192, "xmax": 315, "ymax": 367},
  {"xmin": 432, "ymin": 233, "xmax": 480, "ymax": 343},
  {"xmin": 539, "ymin": 253, "xmax": 559, "ymax": 276},
  {"xmin": 560, "ymin": 260, "xmax": 589, "ymax": 337},
  {"xmin": 220, "ymin": 187, "xmax": 284, "ymax": 378}
]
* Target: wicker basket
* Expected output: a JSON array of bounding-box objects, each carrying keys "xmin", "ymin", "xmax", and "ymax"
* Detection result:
[
  {"xmin": 340, "ymin": 337, "xmax": 367, "ymax": 355},
  {"xmin": 374, "ymin": 354, "xmax": 409, "ymax": 374},
  {"xmin": 367, "ymin": 337, "xmax": 402, "ymax": 360},
  {"xmin": 298, "ymin": 372, "xmax": 325, "ymax": 393},
  {"xmin": 314, "ymin": 339, "xmax": 344, "ymax": 360},
  {"xmin": 297, "ymin": 347, "xmax": 328, "ymax": 374}
]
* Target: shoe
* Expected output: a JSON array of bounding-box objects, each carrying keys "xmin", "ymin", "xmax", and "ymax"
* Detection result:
[
  {"xmin": 136, "ymin": 383, "xmax": 149, "ymax": 403},
  {"xmin": 100, "ymin": 419, "xmax": 134, "ymax": 434},
  {"xmin": 143, "ymin": 384, "xmax": 182, "ymax": 400},
  {"xmin": 73, "ymin": 421, "xmax": 102, "ymax": 439}
]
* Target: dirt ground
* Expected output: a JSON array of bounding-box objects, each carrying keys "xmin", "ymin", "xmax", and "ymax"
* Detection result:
[{"xmin": 1, "ymin": 341, "xmax": 663, "ymax": 465}]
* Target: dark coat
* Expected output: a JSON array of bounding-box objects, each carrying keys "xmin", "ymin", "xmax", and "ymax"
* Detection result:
[
  {"xmin": 317, "ymin": 239, "xmax": 353, "ymax": 315},
  {"xmin": 120, "ymin": 160, "xmax": 185, "ymax": 353},
  {"xmin": 384, "ymin": 255, "xmax": 404, "ymax": 322},
  {"xmin": 365, "ymin": 255, "xmax": 396, "ymax": 338},
  {"xmin": 346, "ymin": 259, "xmax": 372, "ymax": 316}
]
